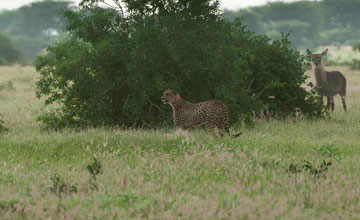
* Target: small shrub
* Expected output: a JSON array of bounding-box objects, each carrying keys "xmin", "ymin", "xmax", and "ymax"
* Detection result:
[
  {"xmin": 49, "ymin": 174, "xmax": 77, "ymax": 196},
  {"xmin": 350, "ymin": 59, "xmax": 360, "ymax": 70},
  {"xmin": 0, "ymin": 199, "xmax": 19, "ymax": 212},
  {"xmin": 287, "ymin": 160, "xmax": 332, "ymax": 180},
  {"xmin": 288, "ymin": 163, "xmax": 302, "ymax": 174},
  {"xmin": 317, "ymin": 144, "xmax": 339, "ymax": 157},
  {"xmin": 0, "ymin": 57, "xmax": 7, "ymax": 65},
  {"xmin": 87, "ymin": 157, "xmax": 102, "ymax": 190},
  {"xmin": 37, "ymin": 111, "xmax": 75, "ymax": 131},
  {"xmin": 49, "ymin": 174, "xmax": 67, "ymax": 195},
  {"xmin": 0, "ymin": 113, "xmax": 9, "ymax": 134},
  {"xmin": 353, "ymin": 43, "xmax": 360, "ymax": 52},
  {"xmin": 302, "ymin": 160, "xmax": 332, "ymax": 179},
  {"xmin": 0, "ymin": 81, "xmax": 15, "ymax": 91},
  {"xmin": 0, "ymin": 33, "xmax": 22, "ymax": 64},
  {"xmin": 351, "ymin": 44, "xmax": 360, "ymax": 70}
]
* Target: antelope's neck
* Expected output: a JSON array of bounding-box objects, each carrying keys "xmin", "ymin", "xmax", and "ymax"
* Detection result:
[{"xmin": 313, "ymin": 63, "xmax": 327, "ymax": 86}]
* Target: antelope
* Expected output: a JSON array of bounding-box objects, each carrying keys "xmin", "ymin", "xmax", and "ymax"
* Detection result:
[{"xmin": 307, "ymin": 48, "xmax": 347, "ymax": 112}]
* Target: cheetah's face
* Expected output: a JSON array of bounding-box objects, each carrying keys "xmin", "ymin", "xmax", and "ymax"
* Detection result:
[{"xmin": 162, "ymin": 90, "xmax": 178, "ymax": 104}]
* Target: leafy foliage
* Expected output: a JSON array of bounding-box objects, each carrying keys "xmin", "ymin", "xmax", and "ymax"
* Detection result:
[
  {"xmin": 237, "ymin": 32, "xmax": 325, "ymax": 118},
  {"xmin": 35, "ymin": 0, "xmax": 324, "ymax": 128}
]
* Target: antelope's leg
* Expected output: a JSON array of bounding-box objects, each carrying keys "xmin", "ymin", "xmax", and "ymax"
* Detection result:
[
  {"xmin": 328, "ymin": 96, "xmax": 335, "ymax": 112},
  {"xmin": 341, "ymin": 95, "xmax": 347, "ymax": 112}
]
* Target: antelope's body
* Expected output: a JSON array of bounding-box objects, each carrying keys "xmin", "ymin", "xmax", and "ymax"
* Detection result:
[{"xmin": 307, "ymin": 49, "xmax": 347, "ymax": 112}]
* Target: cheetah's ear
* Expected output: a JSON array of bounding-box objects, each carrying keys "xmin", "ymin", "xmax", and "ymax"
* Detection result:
[{"xmin": 172, "ymin": 90, "xmax": 177, "ymax": 95}]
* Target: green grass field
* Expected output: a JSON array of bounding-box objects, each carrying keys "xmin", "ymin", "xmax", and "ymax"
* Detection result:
[{"xmin": 1, "ymin": 65, "xmax": 360, "ymax": 219}]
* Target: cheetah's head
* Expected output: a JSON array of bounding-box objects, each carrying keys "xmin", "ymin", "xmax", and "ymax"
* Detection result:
[{"xmin": 162, "ymin": 89, "xmax": 179, "ymax": 105}]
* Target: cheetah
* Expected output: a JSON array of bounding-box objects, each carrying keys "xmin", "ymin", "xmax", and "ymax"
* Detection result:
[{"xmin": 161, "ymin": 89, "xmax": 242, "ymax": 137}]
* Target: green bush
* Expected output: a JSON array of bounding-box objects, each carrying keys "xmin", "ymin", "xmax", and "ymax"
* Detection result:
[
  {"xmin": 0, "ymin": 33, "xmax": 22, "ymax": 64},
  {"xmin": 35, "ymin": 0, "xmax": 324, "ymax": 128},
  {"xmin": 354, "ymin": 43, "xmax": 360, "ymax": 52},
  {"xmin": 351, "ymin": 59, "xmax": 360, "ymax": 70},
  {"xmin": 238, "ymin": 32, "xmax": 325, "ymax": 118},
  {"xmin": 352, "ymin": 44, "xmax": 360, "ymax": 70}
]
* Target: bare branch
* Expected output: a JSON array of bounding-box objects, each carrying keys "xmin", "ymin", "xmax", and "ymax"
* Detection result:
[{"xmin": 112, "ymin": 0, "xmax": 125, "ymax": 17}]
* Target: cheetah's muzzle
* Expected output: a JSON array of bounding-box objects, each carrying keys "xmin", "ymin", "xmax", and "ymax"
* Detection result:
[{"xmin": 161, "ymin": 97, "xmax": 168, "ymax": 104}]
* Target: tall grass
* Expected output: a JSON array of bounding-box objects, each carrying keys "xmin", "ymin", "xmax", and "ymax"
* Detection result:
[{"xmin": 0, "ymin": 65, "xmax": 360, "ymax": 219}]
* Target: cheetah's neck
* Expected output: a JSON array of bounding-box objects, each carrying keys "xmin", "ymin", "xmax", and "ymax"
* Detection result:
[{"xmin": 170, "ymin": 98, "xmax": 193, "ymax": 110}]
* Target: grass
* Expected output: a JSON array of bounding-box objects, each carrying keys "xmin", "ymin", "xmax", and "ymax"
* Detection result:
[{"xmin": 1, "ymin": 65, "xmax": 360, "ymax": 219}]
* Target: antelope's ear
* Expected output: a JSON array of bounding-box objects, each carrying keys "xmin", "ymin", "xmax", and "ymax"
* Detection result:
[
  {"xmin": 306, "ymin": 49, "xmax": 313, "ymax": 56},
  {"xmin": 321, "ymin": 48, "xmax": 328, "ymax": 56}
]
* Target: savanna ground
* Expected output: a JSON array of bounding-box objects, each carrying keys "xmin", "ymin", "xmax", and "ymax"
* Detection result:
[{"xmin": 0, "ymin": 64, "xmax": 360, "ymax": 220}]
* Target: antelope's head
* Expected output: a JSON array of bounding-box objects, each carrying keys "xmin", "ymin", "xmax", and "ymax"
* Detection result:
[{"xmin": 307, "ymin": 48, "xmax": 328, "ymax": 67}]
